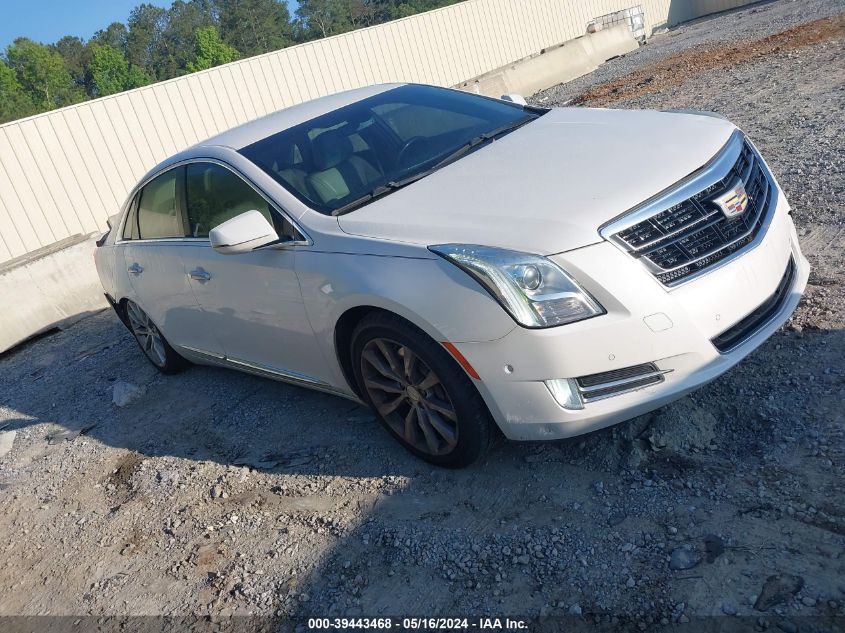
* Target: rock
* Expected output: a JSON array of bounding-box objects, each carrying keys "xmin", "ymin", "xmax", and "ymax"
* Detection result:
[
  {"xmin": 704, "ymin": 534, "xmax": 725, "ymax": 563},
  {"xmin": 800, "ymin": 596, "xmax": 816, "ymax": 607},
  {"xmin": 0, "ymin": 430, "xmax": 16, "ymax": 457},
  {"xmin": 568, "ymin": 604, "xmax": 582, "ymax": 616},
  {"xmin": 211, "ymin": 485, "xmax": 224, "ymax": 499},
  {"xmin": 47, "ymin": 423, "xmax": 97, "ymax": 445},
  {"xmin": 721, "ymin": 600, "xmax": 738, "ymax": 615},
  {"xmin": 754, "ymin": 574, "xmax": 805, "ymax": 611},
  {"xmin": 112, "ymin": 381, "xmax": 144, "ymax": 407},
  {"xmin": 776, "ymin": 620, "xmax": 798, "ymax": 633},
  {"xmin": 669, "ymin": 546, "xmax": 702, "ymax": 570},
  {"xmin": 626, "ymin": 577, "xmax": 636, "ymax": 588}
]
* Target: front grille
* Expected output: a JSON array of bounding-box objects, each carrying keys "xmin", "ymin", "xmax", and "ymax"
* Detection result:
[
  {"xmin": 576, "ymin": 362, "xmax": 669, "ymax": 403},
  {"xmin": 607, "ymin": 134, "xmax": 777, "ymax": 286},
  {"xmin": 711, "ymin": 257, "xmax": 796, "ymax": 353}
]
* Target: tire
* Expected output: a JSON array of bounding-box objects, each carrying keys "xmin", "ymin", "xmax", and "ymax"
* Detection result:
[
  {"xmin": 123, "ymin": 299, "xmax": 189, "ymax": 375},
  {"xmin": 351, "ymin": 312, "xmax": 493, "ymax": 468}
]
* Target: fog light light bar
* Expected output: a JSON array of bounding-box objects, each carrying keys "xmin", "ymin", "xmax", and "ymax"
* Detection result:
[{"xmin": 545, "ymin": 378, "xmax": 583, "ymax": 410}]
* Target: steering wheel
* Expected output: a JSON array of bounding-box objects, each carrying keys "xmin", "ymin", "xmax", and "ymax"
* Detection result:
[{"xmin": 396, "ymin": 136, "xmax": 430, "ymax": 170}]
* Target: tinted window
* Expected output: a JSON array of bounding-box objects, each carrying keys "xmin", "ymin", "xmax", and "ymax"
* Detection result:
[
  {"xmin": 137, "ymin": 169, "xmax": 183, "ymax": 239},
  {"xmin": 121, "ymin": 196, "xmax": 140, "ymax": 240},
  {"xmin": 240, "ymin": 84, "xmax": 539, "ymax": 215},
  {"xmin": 185, "ymin": 163, "xmax": 273, "ymax": 238}
]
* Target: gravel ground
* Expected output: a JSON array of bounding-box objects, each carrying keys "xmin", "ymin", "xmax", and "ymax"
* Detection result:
[{"xmin": 1, "ymin": 2, "xmax": 844, "ymax": 631}]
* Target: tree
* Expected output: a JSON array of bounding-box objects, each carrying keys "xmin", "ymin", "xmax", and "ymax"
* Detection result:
[
  {"xmin": 5, "ymin": 38, "xmax": 82, "ymax": 110},
  {"xmin": 89, "ymin": 44, "xmax": 150, "ymax": 96},
  {"xmin": 296, "ymin": 0, "xmax": 354, "ymax": 39},
  {"xmin": 53, "ymin": 36, "xmax": 92, "ymax": 93},
  {"xmin": 127, "ymin": 4, "xmax": 167, "ymax": 78},
  {"xmin": 216, "ymin": 0, "xmax": 293, "ymax": 57},
  {"xmin": 0, "ymin": 60, "xmax": 36, "ymax": 123},
  {"xmin": 157, "ymin": 0, "xmax": 217, "ymax": 78},
  {"xmin": 187, "ymin": 27, "xmax": 239, "ymax": 72},
  {"xmin": 91, "ymin": 22, "xmax": 129, "ymax": 52}
]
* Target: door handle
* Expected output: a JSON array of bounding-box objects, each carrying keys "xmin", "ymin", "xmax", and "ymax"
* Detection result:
[
  {"xmin": 189, "ymin": 267, "xmax": 211, "ymax": 283},
  {"xmin": 127, "ymin": 263, "xmax": 143, "ymax": 275}
]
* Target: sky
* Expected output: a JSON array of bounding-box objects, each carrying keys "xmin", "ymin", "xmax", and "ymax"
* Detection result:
[{"xmin": 0, "ymin": 0, "xmax": 298, "ymax": 49}]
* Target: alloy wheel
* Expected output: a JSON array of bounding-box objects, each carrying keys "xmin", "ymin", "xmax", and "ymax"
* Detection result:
[
  {"xmin": 125, "ymin": 300, "xmax": 167, "ymax": 368},
  {"xmin": 361, "ymin": 338, "xmax": 458, "ymax": 456}
]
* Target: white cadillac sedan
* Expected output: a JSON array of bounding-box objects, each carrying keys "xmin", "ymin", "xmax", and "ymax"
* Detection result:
[{"xmin": 95, "ymin": 83, "xmax": 809, "ymax": 467}]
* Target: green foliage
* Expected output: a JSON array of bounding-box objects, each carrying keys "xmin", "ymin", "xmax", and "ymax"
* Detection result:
[
  {"xmin": 53, "ymin": 36, "xmax": 91, "ymax": 90},
  {"xmin": 1, "ymin": 0, "xmax": 466, "ymax": 124},
  {"xmin": 0, "ymin": 60, "xmax": 36, "ymax": 124},
  {"xmin": 126, "ymin": 4, "xmax": 168, "ymax": 77},
  {"xmin": 216, "ymin": 0, "xmax": 293, "ymax": 58},
  {"xmin": 92, "ymin": 22, "xmax": 129, "ymax": 52},
  {"xmin": 296, "ymin": 0, "xmax": 355, "ymax": 39},
  {"xmin": 157, "ymin": 0, "xmax": 217, "ymax": 79},
  {"xmin": 89, "ymin": 44, "xmax": 150, "ymax": 96},
  {"xmin": 5, "ymin": 38, "xmax": 82, "ymax": 110},
  {"xmin": 187, "ymin": 27, "xmax": 240, "ymax": 72}
]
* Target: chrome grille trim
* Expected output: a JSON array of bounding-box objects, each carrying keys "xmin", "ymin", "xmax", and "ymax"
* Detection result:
[
  {"xmin": 575, "ymin": 363, "xmax": 673, "ymax": 403},
  {"xmin": 600, "ymin": 131, "xmax": 779, "ymax": 288}
]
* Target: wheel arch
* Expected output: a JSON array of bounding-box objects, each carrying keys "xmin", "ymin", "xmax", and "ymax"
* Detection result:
[{"xmin": 333, "ymin": 305, "xmax": 429, "ymax": 398}]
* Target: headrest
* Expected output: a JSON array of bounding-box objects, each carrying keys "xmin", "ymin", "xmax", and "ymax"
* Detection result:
[
  {"xmin": 312, "ymin": 130, "xmax": 353, "ymax": 171},
  {"xmin": 274, "ymin": 143, "xmax": 300, "ymax": 170}
]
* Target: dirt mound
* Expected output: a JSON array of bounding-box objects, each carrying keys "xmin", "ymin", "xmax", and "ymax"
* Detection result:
[{"xmin": 573, "ymin": 15, "xmax": 845, "ymax": 106}]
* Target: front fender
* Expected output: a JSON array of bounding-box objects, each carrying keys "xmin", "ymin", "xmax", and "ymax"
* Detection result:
[{"xmin": 295, "ymin": 250, "xmax": 515, "ymax": 387}]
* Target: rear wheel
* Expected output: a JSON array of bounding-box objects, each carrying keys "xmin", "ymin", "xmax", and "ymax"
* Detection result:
[
  {"xmin": 351, "ymin": 313, "xmax": 492, "ymax": 468},
  {"xmin": 124, "ymin": 300, "xmax": 188, "ymax": 374}
]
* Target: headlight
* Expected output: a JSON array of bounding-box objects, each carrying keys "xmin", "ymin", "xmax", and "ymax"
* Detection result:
[{"xmin": 429, "ymin": 244, "xmax": 605, "ymax": 328}]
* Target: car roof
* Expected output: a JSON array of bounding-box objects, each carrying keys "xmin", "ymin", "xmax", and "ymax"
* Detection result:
[{"xmin": 197, "ymin": 83, "xmax": 406, "ymax": 151}]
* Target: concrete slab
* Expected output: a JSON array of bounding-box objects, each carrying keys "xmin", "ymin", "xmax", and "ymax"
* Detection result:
[
  {"xmin": 456, "ymin": 24, "xmax": 638, "ymax": 99},
  {"xmin": 0, "ymin": 233, "xmax": 108, "ymax": 354}
]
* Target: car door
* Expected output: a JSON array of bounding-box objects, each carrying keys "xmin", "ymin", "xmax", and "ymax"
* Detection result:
[
  {"xmin": 119, "ymin": 166, "xmax": 223, "ymax": 356},
  {"xmin": 180, "ymin": 161, "xmax": 330, "ymax": 383}
]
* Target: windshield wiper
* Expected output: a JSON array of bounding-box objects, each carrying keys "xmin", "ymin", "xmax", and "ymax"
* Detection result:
[
  {"xmin": 331, "ymin": 181, "xmax": 406, "ymax": 216},
  {"xmin": 426, "ymin": 116, "xmax": 538, "ymax": 175},
  {"xmin": 331, "ymin": 115, "xmax": 537, "ymax": 216}
]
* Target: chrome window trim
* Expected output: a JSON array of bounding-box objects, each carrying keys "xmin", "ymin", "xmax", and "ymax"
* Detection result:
[
  {"xmin": 115, "ymin": 158, "xmax": 312, "ymax": 248},
  {"xmin": 598, "ymin": 130, "xmax": 779, "ymax": 289}
]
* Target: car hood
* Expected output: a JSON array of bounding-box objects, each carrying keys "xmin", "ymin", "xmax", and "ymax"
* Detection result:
[{"xmin": 337, "ymin": 107, "xmax": 737, "ymax": 255}]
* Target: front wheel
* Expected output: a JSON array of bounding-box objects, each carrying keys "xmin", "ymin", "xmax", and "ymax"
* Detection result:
[
  {"xmin": 124, "ymin": 299, "xmax": 188, "ymax": 374},
  {"xmin": 351, "ymin": 313, "xmax": 493, "ymax": 468}
]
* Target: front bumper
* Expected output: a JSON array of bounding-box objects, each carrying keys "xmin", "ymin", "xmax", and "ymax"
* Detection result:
[{"xmin": 455, "ymin": 193, "xmax": 809, "ymax": 441}]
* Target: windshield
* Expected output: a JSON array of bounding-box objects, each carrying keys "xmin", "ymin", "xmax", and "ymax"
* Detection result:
[{"xmin": 239, "ymin": 84, "xmax": 542, "ymax": 215}]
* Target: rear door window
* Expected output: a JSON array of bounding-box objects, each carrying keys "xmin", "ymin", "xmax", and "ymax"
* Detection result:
[{"xmin": 137, "ymin": 169, "xmax": 185, "ymax": 239}]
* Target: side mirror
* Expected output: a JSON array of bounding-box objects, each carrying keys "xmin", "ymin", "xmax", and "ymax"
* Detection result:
[
  {"xmin": 209, "ymin": 210, "xmax": 278, "ymax": 255},
  {"xmin": 501, "ymin": 93, "xmax": 528, "ymax": 106}
]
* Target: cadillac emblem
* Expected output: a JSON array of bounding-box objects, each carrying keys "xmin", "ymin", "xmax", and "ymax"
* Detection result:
[{"xmin": 713, "ymin": 178, "xmax": 750, "ymax": 219}]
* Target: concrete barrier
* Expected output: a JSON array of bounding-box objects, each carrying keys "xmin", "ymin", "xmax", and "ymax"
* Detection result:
[
  {"xmin": 0, "ymin": 234, "xmax": 107, "ymax": 353},
  {"xmin": 456, "ymin": 24, "xmax": 638, "ymax": 98}
]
